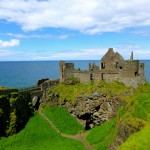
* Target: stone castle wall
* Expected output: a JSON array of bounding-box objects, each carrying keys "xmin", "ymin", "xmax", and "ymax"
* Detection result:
[
  {"xmin": 59, "ymin": 48, "xmax": 146, "ymax": 87},
  {"xmin": 74, "ymin": 71, "xmax": 91, "ymax": 83},
  {"xmin": 103, "ymin": 73, "xmax": 120, "ymax": 82},
  {"xmin": 120, "ymin": 60, "xmax": 139, "ymax": 78}
]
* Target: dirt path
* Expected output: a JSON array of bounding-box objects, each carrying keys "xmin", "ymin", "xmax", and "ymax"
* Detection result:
[{"xmin": 38, "ymin": 108, "xmax": 94, "ymax": 150}]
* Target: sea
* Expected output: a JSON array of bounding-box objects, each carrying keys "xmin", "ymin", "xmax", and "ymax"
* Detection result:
[{"xmin": 0, "ymin": 60, "xmax": 150, "ymax": 89}]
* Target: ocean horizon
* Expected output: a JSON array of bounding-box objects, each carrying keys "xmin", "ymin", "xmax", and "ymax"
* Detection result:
[{"xmin": 0, "ymin": 60, "xmax": 150, "ymax": 89}]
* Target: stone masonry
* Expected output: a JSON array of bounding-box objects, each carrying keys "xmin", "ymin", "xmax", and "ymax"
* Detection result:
[{"xmin": 59, "ymin": 48, "xmax": 146, "ymax": 87}]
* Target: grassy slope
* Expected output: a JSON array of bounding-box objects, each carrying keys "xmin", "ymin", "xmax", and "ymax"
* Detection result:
[
  {"xmin": 86, "ymin": 119, "xmax": 116, "ymax": 145},
  {"xmin": 84, "ymin": 82, "xmax": 150, "ymax": 150},
  {"xmin": 86, "ymin": 119, "xmax": 118, "ymax": 150},
  {"xmin": 49, "ymin": 81, "xmax": 150, "ymax": 149},
  {"xmin": 43, "ymin": 107, "xmax": 84, "ymax": 135},
  {"xmin": 85, "ymin": 107, "xmax": 125, "ymax": 150},
  {"xmin": 119, "ymin": 125, "xmax": 150, "ymax": 150},
  {"xmin": 118, "ymin": 83, "xmax": 150, "ymax": 149},
  {"xmin": 0, "ymin": 113, "xmax": 86, "ymax": 150},
  {"xmin": 1, "ymin": 81, "xmax": 150, "ymax": 150}
]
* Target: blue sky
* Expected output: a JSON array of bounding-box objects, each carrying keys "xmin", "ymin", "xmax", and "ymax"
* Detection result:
[{"xmin": 0, "ymin": 0, "xmax": 150, "ymax": 61}]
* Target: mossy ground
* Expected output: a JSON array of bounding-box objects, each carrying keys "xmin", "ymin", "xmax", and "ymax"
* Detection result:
[{"xmin": 48, "ymin": 80, "xmax": 131, "ymax": 104}]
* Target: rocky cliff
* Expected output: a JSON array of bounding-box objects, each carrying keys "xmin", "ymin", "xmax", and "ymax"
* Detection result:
[{"xmin": 47, "ymin": 90, "xmax": 124, "ymax": 130}]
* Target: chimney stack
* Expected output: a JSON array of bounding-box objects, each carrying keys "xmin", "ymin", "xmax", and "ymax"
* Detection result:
[{"xmin": 130, "ymin": 51, "xmax": 133, "ymax": 61}]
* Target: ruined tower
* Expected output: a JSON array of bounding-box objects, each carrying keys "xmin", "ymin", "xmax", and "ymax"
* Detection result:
[
  {"xmin": 130, "ymin": 51, "xmax": 133, "ymax": 61},
  {"xmin": 59, "ymin": 61, "xmax": 74, "ymax": 82},
  {"xmin": 59, "ymin": 61, "xmax": 66, "ymax": 82}
]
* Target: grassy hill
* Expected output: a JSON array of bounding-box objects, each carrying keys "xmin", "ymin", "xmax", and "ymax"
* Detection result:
[
  {"xmin": 0, "ymin": 81, "xmax": 150, "ymax": 150},
  {"xmin": 86, "ymin": 118, "xmax": 118, "ymax": 150},
  {"xmin": 0, "ymin": 112, "xmax": 86, "ymax": 150}
]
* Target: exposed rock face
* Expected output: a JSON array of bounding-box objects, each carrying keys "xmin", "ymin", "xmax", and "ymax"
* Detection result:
[
  {"xmin": 41, "ymin": 79, "xmax": 60, "ymax": 91},
  {"xmin": 48, "ymin": 91, "xmax": 123, "ymax": 129},
  {"xmin": 37, "ymin": 78, "xmax": 49, "ymax": 86},
  {"xmin": 69, "ymin": 93, "xmax": 123, "ymax": 129},
  {"xmin": 108, "ymin": 118, "xmax": 146, "ymax": 150}
]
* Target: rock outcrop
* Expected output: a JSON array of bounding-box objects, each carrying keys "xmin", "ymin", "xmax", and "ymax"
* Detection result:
[
  {"xmin": 37, "ymin": 78, "xmax": 49, "ymax": 86},
  {"xmin": 48, "ymin": 91, "xmax": 124, "ymax": 129},
  {"xmin": 108, "ymin": 118, "xmax": 146, "ymax": 150}
]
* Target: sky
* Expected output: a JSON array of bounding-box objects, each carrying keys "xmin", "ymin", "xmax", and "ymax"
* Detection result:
[{"xmin": 0, "ymin": 0, "xmax": 150, "ymax": 61}]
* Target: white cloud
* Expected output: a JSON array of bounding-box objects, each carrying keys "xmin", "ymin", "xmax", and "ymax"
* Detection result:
[
  {"xmin": 130, "ymin": 30, "xmax": 150, "ymax": 36},
  {"xmin": 0, "ymin": 0, "xmax": 150, "ymax": 34},
  {"xmin": 45, "ymin": 46, "xmax": 150, "ymax": 60},
  {"xmin": 31, "ymin": 48, "xmax": 109, "ymax": 60},
  {"xmin": 0, "ymin": 39, "xmax": 20, "ymax": 48},
  {"xmin": 6, "ymin": 33, "xmax": 70, "ymax": 39},
  {"xmin": 134, "ymin": 50, "xmax": 150, "ymax": 60},
  {"xmin": 1, "ymin": 46, "xmax": 149, "ymax": 60}
]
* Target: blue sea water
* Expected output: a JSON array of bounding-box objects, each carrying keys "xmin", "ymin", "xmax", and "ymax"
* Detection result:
[{"xmin": 0, "ymin": 60, "xmax": 150, "ymax": 89}]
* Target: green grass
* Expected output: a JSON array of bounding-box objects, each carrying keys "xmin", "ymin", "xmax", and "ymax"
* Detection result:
[
  {"xmin": 43, "ymin": 107, "xmax": 84, "ymax": 135},
  {"xmin": 86, "ymin": 119, "xmax": 116, "ymax": 145},
  {"xmin": 0, "ymin": 113, "xmax": 86, "ymax": 150},
  {"xmin": 133, "ymin": 93, "xmax": 150, "ymax": 121},
  {"xmin": 85, "ymin": 107, "xmax": 125, "ymax": 150},
  {"xmin": 117, "ymin": 85, "xmax": 150, "ymax": 150},
  {"xmin": 95, "ymin": 127, "xmax": 118, "ymax": 150},
  {"xmin": 119, "ymin": 125, "xmax": 150, "ymax": 150}
]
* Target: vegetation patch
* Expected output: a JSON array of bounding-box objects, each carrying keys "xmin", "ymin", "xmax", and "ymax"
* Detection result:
[
  {"xmin": 43, "ymin": 106, "xmax": 84, "ymax": 135},
  {"xmin": 85, "ymin": 110, "xmax": 123, "ymax": 150},
  {"xmin": 95, "ymin": 127, "xmax": 118, "ymax": 150},
  {"xmin": 86, "ymin": 118, "xmax": 117, "ymax": 145},
  {"xmin": 119, "ymin": 125, "xmax": 150, "ymax": 150},
  {"xmin": 0, "ymin": 113, "xmax": 86, "ymax": 150},
  {"xmin": 48, "ymin": 81, "xmax": 131, "ymax": 104},
  {"xmin": 133, "ymin": 85, "xmax": 150, "ymax": 121},
  {"xmin": 1, "ymin": 81, "xmax": 150, "ymax": 149},
  {"xmin": 0, "ymin": 86, "xmax": 6, "ymax": 90},
  {"xmin": 0, "ymin": 91, "xmax": 34, "ymax": 137}
]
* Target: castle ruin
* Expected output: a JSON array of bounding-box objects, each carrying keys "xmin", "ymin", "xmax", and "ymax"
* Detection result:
[{"xmin": 59, "ymin": 48, "xmax": 146, "ymax": 88}]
